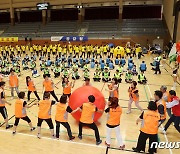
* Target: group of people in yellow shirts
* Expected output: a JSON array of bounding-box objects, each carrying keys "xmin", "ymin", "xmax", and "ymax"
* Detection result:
[{"xmin": 0, "ymin": 43, "xmax": 143, "ymax": 58}]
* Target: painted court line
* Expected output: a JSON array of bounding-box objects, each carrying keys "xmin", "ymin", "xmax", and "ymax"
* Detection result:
[
  {"xmin": 0, "ymin": 129, "xmax": 106, "ymax": 149},
  {"xmin": 146, "ymin": 84, "xmax": 173, "ymax": 154}
]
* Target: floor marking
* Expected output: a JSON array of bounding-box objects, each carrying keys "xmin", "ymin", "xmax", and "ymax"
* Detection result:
[{"xmin": 0, "ymin": 129, "xmax": 106, "ymax": 149}]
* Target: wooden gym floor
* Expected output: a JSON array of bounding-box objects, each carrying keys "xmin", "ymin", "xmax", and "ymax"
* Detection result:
[{"xmin": 0, "ymin": 53, "xmax": 179, "ymax": 154}]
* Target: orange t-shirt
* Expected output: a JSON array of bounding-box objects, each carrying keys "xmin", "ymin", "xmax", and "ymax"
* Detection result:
[
  {"xmin": 63, "ymin": 82, "xmax": 71, "ymax": 94},
  {"xmin": 9, "ymin": 75, "xmax": 18, "ymax": 87},
  {"xmin": 43, "ymin": 80, "xmax": 53, "ymax": 91},
  {"xmin": 28, "ymin": 80, "xmax": 36, "ymax": 92}
]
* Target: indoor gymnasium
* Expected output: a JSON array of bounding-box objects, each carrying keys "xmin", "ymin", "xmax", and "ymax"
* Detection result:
[{"xmin": 0, "ymin": 0, "xmax": 180, "ymax": 154}]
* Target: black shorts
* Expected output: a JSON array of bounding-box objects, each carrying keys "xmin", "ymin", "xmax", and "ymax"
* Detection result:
[
  {"xmin": 37, "ymin": 118, "xmax": 54, "ymax": 129},
  {"xmin": 63, "ymin": 93, "xmax": 71, "ymax": 98},
  {"xmin": 14, "ymin": 116, "xmax": 31, "ymax": 126},
  {"xmin": 0, "ymin": 107, "xmax": 8, "ymax": 119}
]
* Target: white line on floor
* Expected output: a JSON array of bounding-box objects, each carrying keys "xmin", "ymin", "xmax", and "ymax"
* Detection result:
[{"xmin": 0, "ymin": 129, "xmax": 106, "ymax": 149}]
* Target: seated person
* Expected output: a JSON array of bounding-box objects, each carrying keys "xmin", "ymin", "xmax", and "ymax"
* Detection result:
[
  {"xmin": 109, "ymin": 60, "xmax": 114, "ymax": 70},
  {"xmin": 139, "ymin": 61, "xmax": 147, "ymax": 72},
  {"xmin": 132, "ymin": 65, "xmax": 138, "ymax": 76},
  {"xmin": 102, "ymin": 67, "xmax": 111, "ymax": 82},
  {"xmin": 138, "ymin": 71, "xmax": 147, "ymax": 84},
  {"xmin": 72, "ymin": 68, "xmax": 80, "ymax": 80},
  {"xmin": 93, "ymin": 68, "xmax": 101, "ymax": 82},
  {"xmin": 32, "ymin": 67, "xmax": 40, "ymax": 78},
  {"xmin": 114, "ymin": 70, "xmax": 122, "ymax": 83},
  {"xmin": 125, "ymin": 69, "xmax": 133, "ymax": 83}
]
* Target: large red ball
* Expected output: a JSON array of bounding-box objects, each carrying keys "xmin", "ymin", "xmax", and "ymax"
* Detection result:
[{"xmin": 69, "ymin": 86, "xmax": 106, "ymax": 122}]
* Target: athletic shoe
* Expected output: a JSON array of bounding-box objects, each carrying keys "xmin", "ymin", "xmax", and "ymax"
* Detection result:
[
  {"xmin": 96, "ymin": 140, "xmax": 102, "ymax": 145},
  {"xmin": 30, "ymin": 127, "xmax": 36, "ymax": 131},
  {"xmin": 162, "ymin": 129, "xmax": 166, "ymax": 134},
  {"xmin": 105, "ymin": 141, "xmax": 110, "ymax": 147},
  {"xmin": 119, "ymin": 144, "xmax": 125, "ymax": 150},
  {"xmin": 132, "ymin": 147, "xmax": 140, "ymax": 153},
  {"xmin": 126, "ymin": 111, "xmax": 131, "ymax": 114},
  {"xmin": 12, "ymin": 131, "xmax": 16, "ymax": 135},
  {"xmin": 37, "ymin": 133, "xmax": 41, "ymax": 139},
  {"xmin": 11, "ymin": 97, "xmax": 14, "ymax": 100},
  {"xmin": 78, "ymin": 135, "xmax": 82, "ymax": 140},
  {"xmin": 6, "ymin": 125, "xmax": 13, "ymax": 129},
  {"xmin": 69, "ymin": 136, "xmax": 75, "ymax": 140}
]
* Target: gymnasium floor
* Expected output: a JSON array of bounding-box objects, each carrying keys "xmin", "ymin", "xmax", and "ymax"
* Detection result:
[{"xmin": 0, "ymin": 53, "xmax": 179, "ymax": 154}]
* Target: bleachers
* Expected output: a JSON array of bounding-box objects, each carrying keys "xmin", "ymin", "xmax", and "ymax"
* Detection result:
[
  {"xmin": 1, "ymin": 22, "xmax": 40, "ymax": 37},
  {"xmin": 0, "ymin": 19, "xmax": 168, "ymax": 38},
  {"xmin": 37, "ymin": 21, "xmax": 79, "ymax": 37},
  {"xmin": 121, "ymin": 19, "xmax": 167, "ymax": 36}
]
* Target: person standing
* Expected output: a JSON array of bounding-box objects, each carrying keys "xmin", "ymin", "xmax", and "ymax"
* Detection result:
[
  {"xmin": 132, "ymin": 101, "xmax": 160, "ymax": 153},
  {"xmin": 127, "ymin": 81, "xmax": 143, "ymax": 114},
  {"xmin": 78, "ymin": 95, "xmax": 103, "ymax": 145},
  {"xmin": 43, "ymin": 75, "xmax": 58, "ymax": 102},
  {"xmin": 163, "ymin": 90, "xmax": 180, "ymax": 133},
  {"xmin": 9, "ymin": 69, "xmax": 19, "ymax": 99},
  {"xmin": 0, "ymin": 81, "xmax": 13, "ymax": 129},
  {"xmin": 37, "ymin": 92, "xmax": 56, "ymax": 139},
  {"xmin": 160, "ymin": 85, "xmax": 171, "ymax": 117},
  {"xmin": 26, "ymin": 76, "xmax": 40, "ymax": 101},
  {"xmin": 154, "ymin": 90, "xmax": 166, "ymax": 126},
  {"xmin": 106, "ymin": 78, "xmax": 119, "ymax": 100},
  {"xmin": 105, "ymin": 97, "xmax": 125, "ymax": 150},
  {"xmin": 55, "ymin": 95, "xmax": 79, "ymax": 140},
  {"xmin": 13, "ymin": 92, "xmax": 36, "ymax": 134},
  {"xmin": 62, "ymin": 77, "xmax": 75, "ymax": 98}
]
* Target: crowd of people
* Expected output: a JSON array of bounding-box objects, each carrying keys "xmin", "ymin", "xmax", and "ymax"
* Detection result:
[{"xmin": 0, "ymin": 42, "xmax": 179, "ymax": 154}]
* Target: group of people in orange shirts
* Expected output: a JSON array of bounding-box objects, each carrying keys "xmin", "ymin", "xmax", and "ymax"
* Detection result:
[{"xmin": 0, "ymin": 69, "xmax": 180, "ymax": 153}]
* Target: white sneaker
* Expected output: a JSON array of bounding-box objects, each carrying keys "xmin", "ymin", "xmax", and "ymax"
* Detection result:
[
  {"xmin": 126, "ymin": 111, "xmax": 131, "ymax": 114},
  {"xmin": 11, "ymin": 97, "xmax": 14, "ymax": 100},
  {"xmin": 162, "ymin": 129, "xmax": 166, "ymax": 134},
  {"xmin": 159, "ymin": 127, "xmax": 164, "ymax": 131}
]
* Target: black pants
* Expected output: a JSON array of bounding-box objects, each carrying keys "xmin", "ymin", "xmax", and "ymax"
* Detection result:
[
  {"xmin": 164, "ymin": 114, "xmax": 180, "ymax": 133},
  {"xmin": 81, "ymin": 52, "xmax": 86, "ymax": 58},
  {"xmin": 14, "ymin": 116, "xmax": 31, "ymax": 126},
  {"xmin": 136, "ymin": 131, "xmax": 158, "ymax": 153},
  {"xmin": 72, "ymin": 76, "xmax": 80, "ymax": 80},
  {"xmin": 87, "ymin": 52, "xmax": 91, "ymax": 58},
  {"xmin": 63, "ymin": 93, "xmax": 71, "ymax": 98},
  {"xmin": 155, "ymin": 67, "xmax": 161, "ymax": 74},
  {"xmin": 0, "ymin": 107, "xmax": 8, "ymax": 119},
  {"xmin": 28, "ymin": 91, "xmax": 40, "ymax": 101},
  {"xmin": 102, "ymin": 78, "xmax": 111, "ymax": 82},
  {"xmin": 54, "ymin": 72, "xmax": 60, "ymax": 78},
  {"xmin": 37, "ymin": 118, "xmax": 54, "ymax": 129},
  {"xmin": 93, "ymin": 78, "xmax": 101, "ymax": 82},
  {"xmin": 44, "ymin": 91, "xmax": 58, "ymax": 102},
  {"xmin": 55, "ymin": 121, "xmax": 73, "ymax": 138},
  {"xmin": 110, "ymin": 53, "xmax": 113, "ymax": 58},
  {"xmin": 78, "ymin": 122, "xmax": 100, "ymax": 142}
]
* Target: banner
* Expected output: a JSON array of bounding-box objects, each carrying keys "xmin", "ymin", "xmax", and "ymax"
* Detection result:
[
  {"xmin": 51, "ymin": 36, "xmax": 88, "ymax": 42},
  {"xmin": 0, "ymin": 37, "xmax": 18, "ymax": 42},
  {"xmin": 169, "ymin": 43, "xmax": 176, "ymax": 57}
]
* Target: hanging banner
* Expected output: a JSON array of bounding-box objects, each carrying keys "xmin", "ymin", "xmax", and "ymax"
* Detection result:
[
  {"xmin": 0, "ymin": 37, "xmax": 18, "ymax": 42},
  {"xmin": 51, "ymin": 36, "xmax": 88, "ymax": 42}
]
